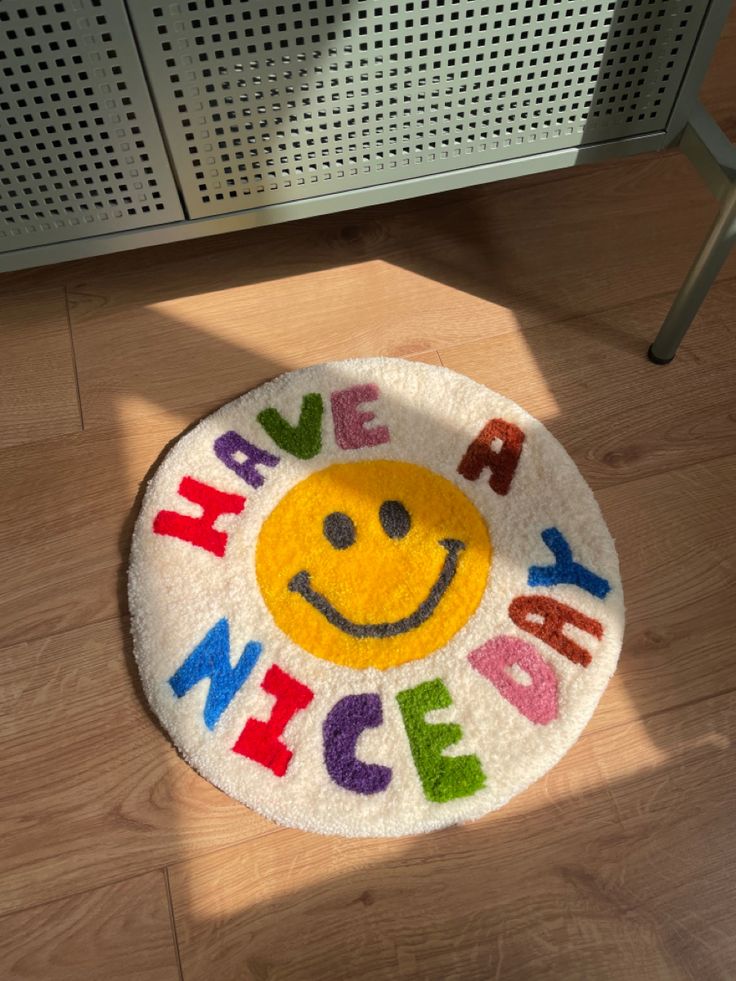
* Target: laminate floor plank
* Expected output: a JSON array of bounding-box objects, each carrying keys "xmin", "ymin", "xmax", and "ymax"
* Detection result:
[
  {"xmin": 0, "ymin": 870, "xmax": 180, "ymax": 981},
  {"xmin": 0, "ymin": 287, "xmax": 81, "ymax": 449},
  {"xmin": 0, "ymin": 616, "xmax": 272, "ymax": 918},
  {"xmin": 65, "ymin": 140, "xmax": 733, "ymax": 432},
  {"xmin": 593, "ymin": 456, "xmax": 736, "ymax": 733}
]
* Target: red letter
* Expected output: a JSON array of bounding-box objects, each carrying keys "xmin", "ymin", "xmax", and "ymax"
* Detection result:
[
  {"xmin": 153, "ymin": 476, "xmax": 245, "ymax": 557},
  {"xmin": 458, "ymin": 418, "xmax": 525, "ymax": 496},
  {"xmin": 233, "ymin": 664, "xmax": 314, "ymax": 776},
  {"xmin": 508, "ymin": 595, "xmax": 602, "ymax": 667}
]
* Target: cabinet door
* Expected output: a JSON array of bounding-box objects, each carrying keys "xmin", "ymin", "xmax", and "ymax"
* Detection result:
[
  {"xmin": 127, "ymin": 0, "xmax": 710, "ymax": 221},
  {"xmin": 0, "ymin": 0, "xmax": 183, "ymax": 254}
]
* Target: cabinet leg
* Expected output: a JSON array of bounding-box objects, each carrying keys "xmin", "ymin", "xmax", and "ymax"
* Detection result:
[{"xmin": 649, "ymin": 188, "xmax": 736, "ymax": 364}]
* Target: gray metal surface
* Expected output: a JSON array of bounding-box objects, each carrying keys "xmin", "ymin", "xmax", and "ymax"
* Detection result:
[
  {"xmin": 0, "ymin": 126, "xmax": 668, "ymax": 272},
  {"xmin": 128, "ymin": 0, "xmax": 711, "ymax": 220},
  {"xmin": 0, "ymin": 0, "xmax": 183, "ymax": 255}
]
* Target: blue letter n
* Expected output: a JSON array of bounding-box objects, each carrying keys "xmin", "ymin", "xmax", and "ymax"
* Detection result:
[{"xmin": 168, "ymin": 618, "xmax": 262, "ymax": 730}]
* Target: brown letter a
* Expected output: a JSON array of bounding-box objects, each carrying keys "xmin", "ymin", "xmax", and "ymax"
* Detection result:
[
  {"xmin": 458, "ymin": 418, "xmax": 525, "ymax": 496},
  {"xmin": 508, "ymin": 595, "xmax": 603, "ymax": 668}
]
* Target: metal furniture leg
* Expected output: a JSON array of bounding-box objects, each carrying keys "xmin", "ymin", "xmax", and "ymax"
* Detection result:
[
  {"xmin": 648, "ymin": 187, "xmax": 736, "ymax": 363},
  {"xmin": 649, "ymin": 105, "xmax": 736, "ymax": 364}
]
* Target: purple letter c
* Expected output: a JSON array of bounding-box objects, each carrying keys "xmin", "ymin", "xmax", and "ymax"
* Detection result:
[{"xmin": 323, "ymin": 694, "xmax": 392, "ymax": 795}]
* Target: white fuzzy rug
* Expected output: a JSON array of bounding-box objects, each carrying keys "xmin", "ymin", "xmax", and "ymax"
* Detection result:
[{"xmin": 129, "ymin": 358, "xmax": 624, "ymax": 836}]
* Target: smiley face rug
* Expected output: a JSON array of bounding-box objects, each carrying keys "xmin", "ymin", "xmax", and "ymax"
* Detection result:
[{"xmin": 129, "ymin": 358, "xmax": 624, "ymax": 836}]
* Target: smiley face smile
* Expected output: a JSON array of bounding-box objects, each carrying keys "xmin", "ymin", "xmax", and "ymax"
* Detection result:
[{"xmin": 287, "ymin": 537, "xmax": 465, "ymax": 638}]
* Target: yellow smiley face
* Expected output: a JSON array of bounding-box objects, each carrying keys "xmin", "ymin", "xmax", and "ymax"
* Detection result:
[{"xmin": 255, "ymin": 460, "xmax": 492, "ymax": 670}]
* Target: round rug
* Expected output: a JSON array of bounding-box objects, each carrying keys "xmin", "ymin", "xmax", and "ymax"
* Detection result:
[{"xmin": 129, "ymin": 357, "xmax": 624, "ymax": 836}]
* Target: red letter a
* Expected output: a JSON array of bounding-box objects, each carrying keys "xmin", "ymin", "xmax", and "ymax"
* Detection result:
[
  {"xmin": 153, "ymin": 476, "xmax": 245, "ymax": 557},
  {"xmin": 458, "ymin": 418, "xmax": 525, "ymax": 496}
]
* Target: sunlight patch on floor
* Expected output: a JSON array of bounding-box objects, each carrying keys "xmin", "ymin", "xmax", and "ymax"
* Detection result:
[
  {"xmin": 116, "ymin": 395, "xmax": 199, "ymax": 491},
  {"xmin": 143, "ymin": 259, "xmax": 523, "ymax": 361}
]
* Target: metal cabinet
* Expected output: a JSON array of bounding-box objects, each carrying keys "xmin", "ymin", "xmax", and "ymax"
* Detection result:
[
  {"xmin": 127, "ymin": 0, "xmax": 712, "ymax": 219},
  {"xmin": 0, "ymin": 0, "xmax": 183, "ymax": 257},
  {"xmin": 1, "ymin": 1, "xmax": 734, "ymax": 364}
]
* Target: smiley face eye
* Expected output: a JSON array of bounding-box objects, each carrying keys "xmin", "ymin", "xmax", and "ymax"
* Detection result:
[
  {"xmin": 379, "ymin": 500, "xmax": 411, "ymax": 540},
  {"xmin": 323, "ymin": 511, "xmax": 356, "ymax": 550}
]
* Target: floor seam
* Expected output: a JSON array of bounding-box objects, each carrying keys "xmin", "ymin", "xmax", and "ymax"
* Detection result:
[
  {"xmin": 63, "ymin": 284, "xmax": 85, "ymax": 432},
  {"xmin": 164, "ymin": 867, "xmax": 186, "ymax": 981}
]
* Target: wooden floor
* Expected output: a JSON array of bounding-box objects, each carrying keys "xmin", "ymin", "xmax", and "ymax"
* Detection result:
[{"xmin": 2, "ymin": 16, "xmax": 736, "ymax": 981}]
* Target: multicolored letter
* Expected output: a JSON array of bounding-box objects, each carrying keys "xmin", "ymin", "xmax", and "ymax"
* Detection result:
[
  {"xmin": 233, "ymin": 664, "xmax": 314, "ymax": 776},
  {"xmin": 509, "ymin": 595, "xmax": 603, "ymax": 667},
  {"xmin": 528, "ymin": 527, "xmax": 611, "ymax": 599},
  {"xmin": 214, "ymin": 431, "xmax": 280, "ymax": 488},
  {"xmin": 396, "ymin": 678, "xmax": 485, "ymax": 803},
  {"xmin": 468, "ymin": 635, "xmax": 558, "ymax": 725},
  {"xmin": 457, "ymin": 418, "xmax": 525, "ymax": 496},
  {"xmin": 331, "ymin": 383, "xmax": 390, "ymax": 450},
  {"xmin": 153, "ymin": 476, "xmax": 245, "ymax": 557},
  {"xmin": 168, "ymin": 618, "xmax": 262, "ymax": 730},
  {"xmin": 257, "ymin": 393, "xmax": 324, "ymax": 460},
  {"xmin": 323, "ymin": 693, "xmax": 392, "ymax": 795}
]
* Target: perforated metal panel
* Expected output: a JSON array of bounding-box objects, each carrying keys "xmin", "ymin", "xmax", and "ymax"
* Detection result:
[
  {"xmin": 0, "ymin": 0, "xmax": 183, "ymax": 253},
  {"xmin": 128, "ymin": 0, "xmax": 709, "ymax": 220}
]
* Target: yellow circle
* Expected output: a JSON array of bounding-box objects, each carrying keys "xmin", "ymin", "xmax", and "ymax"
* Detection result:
[{"xmin": 255, "ymin": 461, "xmax": 492, "ymax": 670}]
